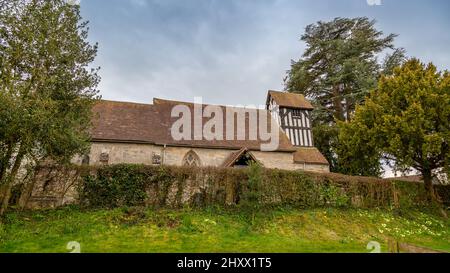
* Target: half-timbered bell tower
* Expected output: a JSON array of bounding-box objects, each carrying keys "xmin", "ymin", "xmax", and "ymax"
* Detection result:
[{"xmin": 266, "ymin": 90, "xmax": 314, "ymax": 147}]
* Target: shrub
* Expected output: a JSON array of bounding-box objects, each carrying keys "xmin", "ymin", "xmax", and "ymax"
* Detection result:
[
  {"xmin": 70, "ymin": 164, "xmax": 450, "ymax": 210},
  {"xmin": 80, "ymin": 164, "xmax": 147, "ymax": 208},
  {"xmin": 239, "ymin": 163, "xmax": 263, "ymax": 222}
]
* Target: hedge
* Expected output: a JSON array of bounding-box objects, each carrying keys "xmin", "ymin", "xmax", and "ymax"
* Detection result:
[{"xmin": 76, "ymin": 164, "xmax": 449, "ymax": 209}]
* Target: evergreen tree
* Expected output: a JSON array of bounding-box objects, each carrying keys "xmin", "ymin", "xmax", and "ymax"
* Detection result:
[
  {"xmin": 285, "ymin": 17, "xmax": 405, "ymax": 174},
  {"xmin": 0, "ymin": 0, "xmax": 100, "ymax": 214},
  {"xmin": 338, "ymin": 59, "xmax": 450, "ymax": 202}
]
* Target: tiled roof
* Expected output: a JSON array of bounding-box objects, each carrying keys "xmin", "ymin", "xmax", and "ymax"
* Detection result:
[
  {"xmin": 91, "ymin": 99, "xmax": 296, "ymax": 152},
  {"xmin": 221, "ymin": 148, "xmax": 260, "ymax": 167},
  {"xmin": 267, "ymin": 90, "xmax": 314, "ymax": 110},
  {"xmin": 91, "ymin": 100, "xmax": 161, "ymax": 144},
  {"xmin": 293, "ymin": 147, "xmax": 329, "ymax": 165}
]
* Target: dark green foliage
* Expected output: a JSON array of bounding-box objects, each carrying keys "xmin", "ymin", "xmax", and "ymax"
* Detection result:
[
  {"xmin": 240, "ymin": 163, "xmax": 263, "ymax": 209},
  {"xmin": 0, "ymin": 0, "xmax": 100, "ymax": 214},
  {"xmin": 77, "ymin": 164, "xmax": 448, "ymax": 210},
  {"xmin": 80, "ymin": 165, "xmax": 147, "ymax": 208},
  {"xmin": 436, "ymin": 185, "xmax": 450, "ymax": 207},
  {"xmin": 337, "ymin": 59, "xmax": 450, "ymax": 201},
  {"xmin": 239, "ymin": 163, "xmax": 263, "ymax": 223},
  {"xmin": 285, "ymin": 17, "xmax": 406, "ymax": 175}
]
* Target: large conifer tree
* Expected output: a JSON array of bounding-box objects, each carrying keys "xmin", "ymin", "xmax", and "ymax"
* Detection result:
[{"xmin": 285, "ymin": 17, "xmax": 405, "ymax": 174}]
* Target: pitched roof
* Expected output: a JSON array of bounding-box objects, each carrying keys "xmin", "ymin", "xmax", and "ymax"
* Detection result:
[
  {"xmin": 221, "ymin": 148, "xmax": 260, "ymax": 167},
  {"xmin": 91, "ymin": 100, "xmax": 161, "ymax": 144},
  {"xmin": 293, "ymin": 147, "xmax": 329, "ymax": 165},
  {"xmin": 267, "ymin": 90, "xmax": 314, "ymax": 110},
  {"xmin": 91, "ymin": 99, "xmax": 296, "ymax": 152}
]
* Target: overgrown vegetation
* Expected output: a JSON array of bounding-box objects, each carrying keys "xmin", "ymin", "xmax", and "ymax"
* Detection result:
[
  {"xmin": 338, "ymin": 59, "xmax": 450, "ymax": 203},
  {"xmin": 0, "ymin": 206, "xmax": 448, "ymax": 253},
  {"xmin": 239, "ymin": 163, "xmax": 263, "ymax": 224},
  {"xmin": 77, "ymin": 164, "xmax": 449, "ymax": 211},
  {"xmin": 2, "ymin": 164, "xmax": 448, "ymax": 253},
  {"xmin": 81, "ymin": 165, "xmax": 148, "ymax": 208},
  {"xmin": 0, "ymin": 0, "xmax": 100, "ymax": 215},
  {"xmin": 285, "ymin": 17, "xmax": 406, "ymax": 174}
]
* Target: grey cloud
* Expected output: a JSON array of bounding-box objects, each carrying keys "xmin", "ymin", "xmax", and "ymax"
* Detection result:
[{"xmin": 81, "ymin": 0, "xmax": 450, "ymax": 106}]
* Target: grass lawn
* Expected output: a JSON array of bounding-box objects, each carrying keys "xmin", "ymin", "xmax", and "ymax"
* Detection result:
[{"xmin": 0, "ymin": 206, "xmax": 448, "ymax": 253}]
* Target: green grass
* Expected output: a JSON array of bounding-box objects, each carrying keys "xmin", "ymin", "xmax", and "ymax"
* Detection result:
[{"xmin": 0, "ymin": 206, "xmax": 448, "ymax": 253}]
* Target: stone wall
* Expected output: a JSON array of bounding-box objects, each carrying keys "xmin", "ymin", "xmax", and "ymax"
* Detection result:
[
  {"xmin": 26, "ymin": 166, "xmax": 82, "ymax": 209},
  {"xmin": 26, "ymin": 164, "xmax": 449, "ymax": 210},
  {"xmin": 163, "ymin": 146, "xmax": 234, "ymax": 167},
  {"xmin": 78, "ymin": 142, "xmax": 329, "ymax": 173},
  {"xmin": 84, "ymin": 142, "xmax": 162, "ymax": 165},
  {"xmin": 252, "ymin": 151, "xmax": 329, "ymax": 172}
]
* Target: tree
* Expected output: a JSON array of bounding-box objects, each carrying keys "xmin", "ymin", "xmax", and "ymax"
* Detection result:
[
  {"xmin": 0, "ymin": 0, "xmax": 100, "ymax": 214},
  {"xmin": 285, "ymin": 17, "xmax": 405, "ymax": 174},
  {"xmin": 338, "ymin": 59, "xmax": 450, "ymax": 202}
]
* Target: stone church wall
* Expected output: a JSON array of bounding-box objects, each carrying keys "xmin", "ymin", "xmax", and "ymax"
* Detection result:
[
  {"xmin": 163, "ymin": 146, "xmax": 234, "ymax": 167},
  {"xmin": 24, "ymin": 164, "xmax": 446, "ymax": 210},
  {"xmin": 77, "ymin": 142, "xmax": 329, "ymax": 172}
]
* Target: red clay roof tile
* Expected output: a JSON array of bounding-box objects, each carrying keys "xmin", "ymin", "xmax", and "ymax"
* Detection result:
[
  {"xmin": 91, "ymin": 99, "xmax": 295, "ymax": 152},
  {"xmin": 267, "ymin": 90, "xmax": 314, "ymax": 110}
]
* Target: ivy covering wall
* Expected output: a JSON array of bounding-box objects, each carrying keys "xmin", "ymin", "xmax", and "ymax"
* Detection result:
[{"xmin": 74, "ymin": 164, "xmax": 449, "ymax": 210}]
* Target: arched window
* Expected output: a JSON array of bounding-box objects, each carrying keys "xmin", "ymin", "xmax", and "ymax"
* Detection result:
[
  {"xmin": 81, "ymin": 155, "xmax": 90, "ymax": 166},
  {"xmin": 182, "ymin": 150, "xmax": 201, "ymax": 167}
]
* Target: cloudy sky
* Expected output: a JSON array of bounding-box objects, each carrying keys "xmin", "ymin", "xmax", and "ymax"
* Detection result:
[{"xmin": 80, "ymin": 0, "xmax": 450, "ymax": 107}]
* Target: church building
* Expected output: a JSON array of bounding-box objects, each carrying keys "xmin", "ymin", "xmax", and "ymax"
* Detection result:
[{"xmin": 78, "ymin": 90, "xmax": 330, "ymax": 172}]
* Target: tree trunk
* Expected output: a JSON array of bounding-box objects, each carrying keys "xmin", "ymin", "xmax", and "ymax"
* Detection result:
[
  {"xmin": 18, "ymin": 168, "xmax": 39, "ymax": 210},
  {"xmin": 0, "ymin": 143, "xmax": 14, "ymax": 187},
  {"xmin": 0, "ymin": 183, "xmax": 8, "ymax": 206},
  {"xmin": 422, "ymin": 170, "xmax": 447, "ymax": 218},
  {"xmin": 0, "ymin": 147, "xmax": 25, "ymax": 216},
  {"xmin": 422, "ymin": 169, "xmax": 436, "ymax": 202},
  {"xmin": 332, "ymin": 85, "xmax": 345, "ymax": 121},
  {"xmin": 0, "ymin": 143, "xmax": 15, "ymax": 206},
  {"xmin": 345, "ymin": 96, "xmax": 353, "ymax": 122}
]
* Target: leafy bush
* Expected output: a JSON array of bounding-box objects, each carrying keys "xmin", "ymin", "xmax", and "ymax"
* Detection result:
[
  {"xmin": 436, "ymin": 185, "xmax": 450, "ymax": 206},
  {"xmin": 80, "ymin": 164, "xmax": 147, "ymax": 208},
  {"xmin": 240, "ymin": 163, "xmax": 262, "ymax": 209},
  {"xmin": 76, "ymin": 164, "xmax": 448, "ymax": 210},
  {"xmin": 239, "ymin": 163, "xmax": 263, "ymax": 222},
  {"xmin": 319, "ymin": 183, "xmax": 349, "ymax": 207}
]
